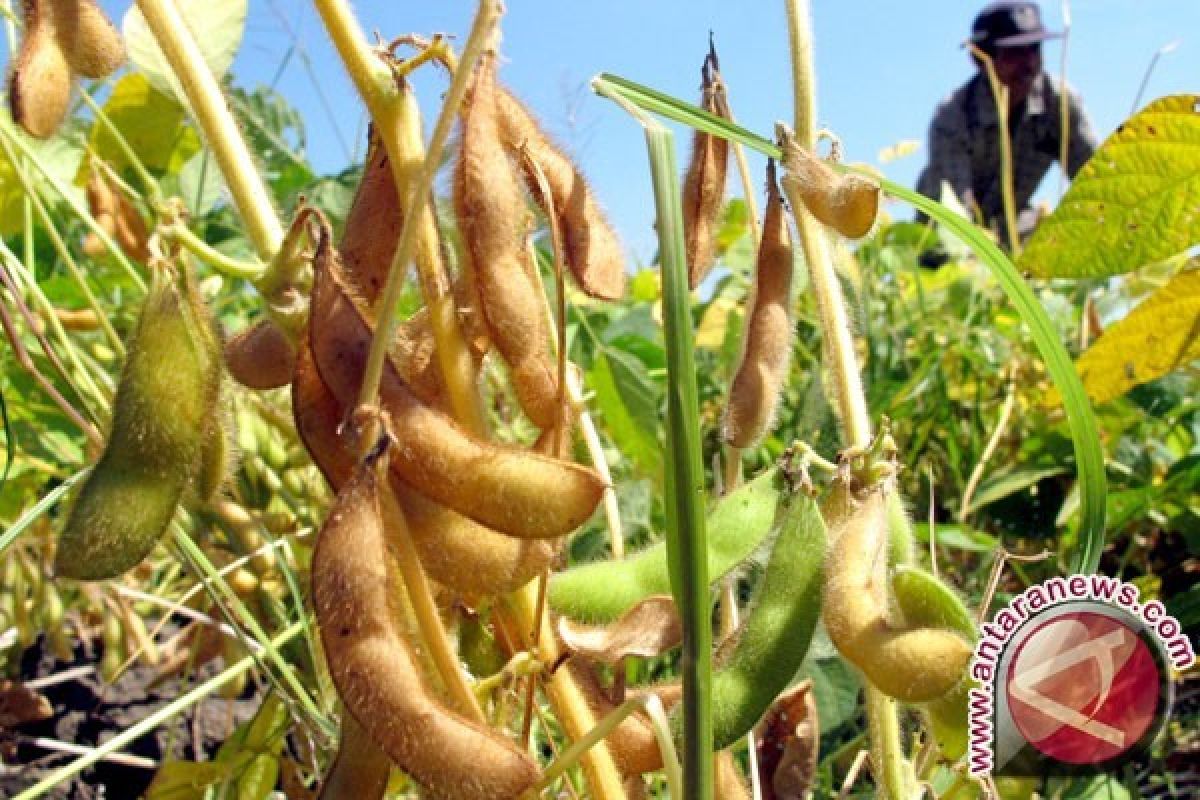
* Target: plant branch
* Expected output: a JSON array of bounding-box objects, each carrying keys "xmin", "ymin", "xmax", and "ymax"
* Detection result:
[
  {"xmin": 782, "ymin": 3, "xmax": 912, "ymax": 798},
  {"xmin": 134, "ymin": 0, "xmax": 284, "ymax": 261}
]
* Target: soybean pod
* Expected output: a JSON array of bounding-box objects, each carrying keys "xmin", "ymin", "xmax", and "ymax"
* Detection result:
[
  {"xmin": 822, "ymin": 492, "xmax": 973, "ymax": 703},
  {"xmin": 312, "ymin": 460, "xmax": 540, "ymax": 800},
  {"xmin": 548, "ymin": 467, "xmax": 782, "ymax": 622},
  {"xmin": 306, "ymin": 230, "xmax": 604, "ymax": 540},
  {"xmin": 709, "ymin": 490, "xmax": 825, "ymax": 749}
]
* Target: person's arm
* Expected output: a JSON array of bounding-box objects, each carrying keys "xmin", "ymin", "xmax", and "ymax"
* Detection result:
[{"xmin": 1062, "ymin": 87, "xmax": 1098, "ymax": 178}]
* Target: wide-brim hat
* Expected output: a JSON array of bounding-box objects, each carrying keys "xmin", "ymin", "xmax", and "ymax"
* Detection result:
[{"xmin": 967, "ymin": 1, "xmax": 1063, "ymax": 49}]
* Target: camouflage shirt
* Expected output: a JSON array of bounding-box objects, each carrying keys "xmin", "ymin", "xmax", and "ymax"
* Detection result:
[{"xmin": 916, "ymin": 71, "xmax": 1097, "ymax": 240}]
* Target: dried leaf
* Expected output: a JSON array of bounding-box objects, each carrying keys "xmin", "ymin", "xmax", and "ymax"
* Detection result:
[
  {"xmin": 0, "ymin": 680, "xmax": 53, "ymax": 728},
  {"xmin": 557, "ymin": 595, "xmax": 681, "ymax": 663},
  {"xmin": 755, "ymin": 680, "xmax": 819, "ymax": 800}
]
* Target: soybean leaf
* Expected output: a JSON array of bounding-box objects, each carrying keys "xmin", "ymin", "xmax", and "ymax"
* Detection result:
[
  {"xmin": 912, "ymin": 523, "xmax": 999, "ymax": 554},
  {"xmin": 800, "ymin": 658, "xmax": 860, "ymax": 734},
  {"xmin": 1165, "ymin": 584, "xmax": 1200, "ymax": 630},
  {"xmin": 589, "ymin": 349, "xmax": 663, "ymax": 477},
  {"xmin": 0, "ymin": 121, "xmax": 85, "ymax": 235},
  {"xmin": 1019, "ymin": 95, "xmax": 1200, "ymax": 279},
  {"xmin": 173, "ymin": 152, "xmax": 225, "ymax": 216},
  {"xmin": 965, "ymin": 466, "xmax": 1070, "ymax": 514},
  {"xmin": 124, "ymin": 0, "xmax": 249, "ymax": 107},
  {"xmin": 89, "ymin": 74, "xmax": 201, "ymax": 174},
  {"xmin": 1070, "ymin": 267, "xmax": 1200, "ymax": 404}
]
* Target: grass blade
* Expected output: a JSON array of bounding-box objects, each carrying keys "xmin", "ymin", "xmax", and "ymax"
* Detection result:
[
  {"xmin": 594, "ymin": 80, "xmax": 714, "ymax": 800},
  {"xmin": 0, "ymin": 469, "xmax": 88, "ymax": 556}
]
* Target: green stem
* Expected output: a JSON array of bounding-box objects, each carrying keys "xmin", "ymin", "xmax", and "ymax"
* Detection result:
[
  {"xmin": 134, "ymin": 0, "xmax": 283, "ymax": 261},
  {"xmin": 10, "ymin": 621, "xmax": 304, "ymax": 800},
  {"xmin": 595, "ymin": 79, "xmax": 714, "ymax": 800},
  {"xmin": 165, "ymin": 223, "xmax": 266, "ymax": 280}
]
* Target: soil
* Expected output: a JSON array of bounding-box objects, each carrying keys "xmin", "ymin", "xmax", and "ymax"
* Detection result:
[{"xmin": 0, "ymin": 627, "xmax": 260, "ymax": 800}]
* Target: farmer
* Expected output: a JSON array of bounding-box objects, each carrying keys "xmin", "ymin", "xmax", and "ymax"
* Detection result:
[{"xmin": 915, "ymin": 1, "xmax": 1098, "ymax": 249}]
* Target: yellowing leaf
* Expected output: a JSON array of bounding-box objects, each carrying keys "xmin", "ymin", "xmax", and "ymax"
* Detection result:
[
  {"xmin": 89, "ymin": 74, "xmax": 201, "ymax": 174},
  {"xmin": 1074, "ymin": 267, "xmax": 1200, "ymax": 404},
  {"xmin": 0, "ymin": 112, "xmax": 85, "ymax": 236},
  {"xmin": 1020, "ymin": 95, "xmax": 1200, "ymax": 279},
  {"xmin": 697, "ymin": 295, "xmax": 737, "ymax": 348}
]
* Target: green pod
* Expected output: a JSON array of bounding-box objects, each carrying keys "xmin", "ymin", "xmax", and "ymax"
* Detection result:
[
  {"xmin": 55, "ymin": 463, "xmax": 184, "ymax": 580},
  {"xmin": 102, "ymin": 269, "xmax": 219, "ymax": 479},
  {"xmin": 549, "ymin": 467, "xmax": 782, "ymax": 622},
  {"xmin": 57, "ymin": 267, "xmax": 219, "ymax": 580},
  {"xmin": 189, "ymin": 383, "xmax": 235, "ymax": 506},
  {"xmin": 886, "ymin": 490, "xmax": 914, "ymax": 567},
  {"xmin": 891, "ymin": 566, "xmax": 977, "ymax": 760},
  {"xmin": 709, "ymin": 492, "xmax": 826, "ymax": 749}
]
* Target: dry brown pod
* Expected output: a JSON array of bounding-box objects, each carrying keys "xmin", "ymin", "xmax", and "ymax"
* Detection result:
[
  {"xmin": 82, "ymin": 169, "xmax": 150, "ymax": 261},
  {"xmin": 338, "ymin": 132, "xmax": 402, "ymax": 302},
  {"xmin": 224, "ymin": 318, "xmax": 296, "ymax": 390},
  {"xmin": 722, "ymin": 161, "xmax": 794, "ymax": 449},
  {"xmin": 317, "ymin": 714, "xmax": 391, "ymax": 800},
  {"xmin": 9, "ymin": 11, "xmax": 71, "ymax": 139},
  {"xmin": 312, "ymin": 459, "xmax": 540, "ymax": 800},
  {"xmin": 494, "ymin": 90, "xmax": 626, "ymax": 300},
  {"xmin": 779, "ymin": 137, "xmax": 879, "ymax": 239},
  {"xmin": 9, "ymin": 0, "xmax": 124, "ymax": 139},
  {"xmin": 306, "ymin": 207, "xmax": 604, "ymax": 540},
  {"xmin": 455, "ymin": 54, "xmax": 560, "ymax": 430},
  {"xmin": 291, "ymin": 340, "xmax": 557, "ymax": 597},
  {"xmin": 681, "ymin": 42, "xmax": 732, "ymax": 289}
]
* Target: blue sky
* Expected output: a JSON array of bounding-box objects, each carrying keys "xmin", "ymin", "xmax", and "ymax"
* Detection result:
[{"xmin": 16, "ymin": 2, "xmax": 1200, "ymax": 261}]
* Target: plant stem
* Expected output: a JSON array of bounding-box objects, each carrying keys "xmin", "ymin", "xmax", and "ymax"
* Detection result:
[
  {"xmin": 165, "ymin": 222, "xmax": 266, "ymax": 280},
  {"xmin": 782, "ymin": 3, "xmax": 912, "ymax": 798},
  {"xmin": 970, "ymin": 45, "xmax": 1020, "ymax": 255},
  {"xmin": 134, "ymin": 0, "xmax": 283, "ymax": 261},
  {"xmin": 313, "ymin": 0, "xmax": 490, "ymax": 433}
]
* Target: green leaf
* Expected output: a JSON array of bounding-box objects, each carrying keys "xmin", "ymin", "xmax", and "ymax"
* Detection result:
[
  {"xmin": 123, "ymin": 0, "xmax": 249, "ymax": 107},
  {"xmin": 89, "ymin": 74, "xmax": 201, "ymax": 174},
  {"xmin": 965, "ymin": 466, "xmax": 1070, "ymax": 514},
  {"xmin": 800, "ymin": 657, "xmax": 861, "ymax": 733},
  {"xmin": 0, "ymin": 118, "xmax": 85, "ymax": 236},
  {"xmin": 1071, "ymin": 267, "xmax": 1200, "ymax": 404},
  {"xmin": 911, "ymin": 523, "xmax": 1000, "ymax": 554},
  {"xmin": 589, "ymin": 349, "xmax": 663, "ymax": 477},
  {"xmin": 1019, "ymin": 95, "xmax": 1200, "ymax": 279},
  {"xmin": 1165, "ymin": 583, "xmax": 1200, "ymax": 630}
]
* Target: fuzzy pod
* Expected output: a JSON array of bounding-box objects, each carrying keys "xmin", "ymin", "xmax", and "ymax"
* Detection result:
[
  {"xmin": 57, "ymin": 268, "xmax": 220, "ymax": 580},
  {"xmin": 549, "ymin": 467, "xmax": 782, "ymax": 622},
  {"xmin": 455, "ymin": 55, "xmax": 559, "ymax": 429},
  {"xmin": 9, "ymin": 14, "xmax": 71, "ymax": 139},
  {"xmin": 722, "ymin": 163, "xmax": 794, "ymax": 449},
  {"xmin": 318, "ymin": 713, "xmax": 392, "ymax": 800},
  {"xmin": 338, "ymin": 133, "xmax": 402, "ymax": 301},
  {"xmin": 494, "ymin": 89, "xmax": 626, "ymax": 300},
  {"xmin": 709, "ymin": 491, "xmax": 825, "ymax": 749},
  {"xmin": 224, "ymin": 318, "xmax": 296, "ymax": 390},
  {"xmin": 892, "ymin": 565, "xmax": 978, "ymax": 760},
  {"xmin": 291, "ymin": 340, "xmax": 557, "ymax": 597},
  {"xmin": 312, "ymin": 463, "xmax": 540, "ymax": 800},
  {"xmin": 307, "ymin": 233, "xmax": 604, "ymax": 540},
  {"xmin": 681, "ymin": 50, "xmax": 731, "ymax": 289},
  {"xmin": 49, "ymin": 0, "xmax": 125, "ymax": 79},
  {"xmin": 822, "ymin": 492, "xmax": 973, "ymax": 703},
  {"xmin": 187, "ymin": 382, "xmax": 235, "ymax": 506},
  {"xmin": 779, "ymin": 139, "xmax": 879, "ymax": 239}
]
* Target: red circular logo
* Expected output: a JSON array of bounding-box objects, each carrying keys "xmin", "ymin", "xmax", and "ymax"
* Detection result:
[{"xmin": 1005, "ymin": 611, "xmax": 1161, "ymax": 765}]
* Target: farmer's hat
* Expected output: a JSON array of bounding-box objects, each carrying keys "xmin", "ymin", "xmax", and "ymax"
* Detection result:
[{"xmin": 967, "ymin": 2, "xmax": 1062, "ymax": 51}]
